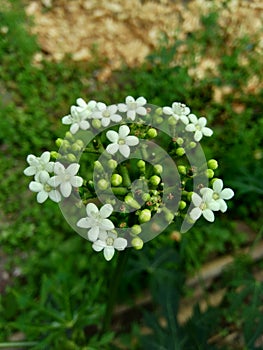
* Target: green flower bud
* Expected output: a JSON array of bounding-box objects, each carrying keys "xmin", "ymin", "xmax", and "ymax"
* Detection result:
[
  {"xmin": 137, "ymin": 160, "xmax": 146, "ymax": 169},
  {"xmin": 179, "ymin": 200, "xmax": 187, "ymax": 210},
  {"xmin": 55, "ymin": 138, "xmax": 64, "ymax": 148},
  {"xmin": 156, "ymin": 107, "xmax": 163, "ymax": 115},
  {"xmin": 153, "ymin": 164, "xmax": 163, "ymax": 175},
  {"xmin": 178, "ymin": 165, "xmax": 187, "ymax": 175},
  {"xmin": 50, "ymin": 151, "xmax": 61, "ymax": 159},
  {"xmin": 165, "ymin": 211, "xmax": 174, "ymax": 222},
  {"xmin": 66, "ymin": 153, "xmax": 77, "ymax": 162},
  {"xmin": 187, "ymin": 191, "xmax": 194, "ymax": 201},
  {"xmin": 150, "ymin": 175, "xmax": 161, "ymax": 186},
  {"xmin": 211, "ymin": 177, "xmax": 219, "ymax": 185},
  {"xmin": 111, "ymin": 174, "xmax": 123, "ymax": 186},
  {"xmin": 107, "ymin": 159, "xmax": 118, "ymax": 169},
  {"xmin": 132, "ymin": 237, "xmax": 144, "ymax": 250},
  {"xmin": 189, "ymin": 141, "xmax": 196, "ymax": 149},
  {"xmin": 142, "ymin": 193, "xmax": 151, "ymax": 202},
  {"xmin": 97, "ymin": 179, "xmax": 109, "ymax": 190},
  {"xmin": 168, "ymin": 116, "xmax": 177, "ymax": 125},
  {"xmin": 147, "ymin": 128, "xmax": 158, "ymax": 138},
  {"xmin": 176, "ymin": 137, "xmax": 184, "ymax": 146},
  {"xmin": 176, "ymin": 147, "xmax": 185, "ymax": 156},
  {"xmin": 71, "ymin": 143, "xmax": 82, "ymax": 152},
  {"xmin": 65, "ymin": 131, "xmax": 75, "ymax": 141},
  {"xmin": 125, "ymin": 195, "xmax": 141, "ymax": 209},
  {"xmin": 92, "ymin": 119, "xmax": 101, "ymax": 129},
  {"xmin": 75, "ymin": 139, "xmax": 84, "ymax": 148},
  {"xmin": 208, "ymin": 159, "xmax": 218, "ymax": 170},
  {"xmin": 94, "ymin": 161, "xmax": 104, "ymax": 172},
  {"xmin": 139, "ymin": 209, "xmax": 151, "ymax": 223},
  {"xmin": 131, "ymin": 225, "xmax": 142, "ymax": 235},
  {"xmin": 155, "ymin": 116, "xmax": 163, "ymax": 124},
  {"xmin": 206, "ymin": 169, "xmax": 214, "ymax": 178}
]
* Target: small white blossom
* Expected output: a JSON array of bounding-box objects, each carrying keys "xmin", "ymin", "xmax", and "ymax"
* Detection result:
[
  {"xmin": 24, "ymin": 151, "xmax": 54, "ymax": 180},
  {"xmin": 106, "ymin": 125, "xmax": 139, "ymax": 158},
  {"xmin": 92, "ymin": 231, "xmax": 127, "ymax": 261},
  {"xmin": 29, "ymin": 172, "xmax": 61, "ymax": 203},
  {"xmin": 77, "ymin": 203, "xmax": 115, "ymax": 242},
  {"xmin": 62, "ymin": 106, "xmax": 91, "ymax": 134},
  {"xmin": 49, "ymin": 162, "xmax": 83, "ymax": 198},
  {"xmin": 163, "ymin": 102, "xmax": 190, "ymax": 125},
  {"xmin": 201, "ymin": 179, "xmax": 234, "ymax": 213},
  {"xmin": 92, "ymin": 103, "xmax": 122, "ymax": 127},
  {"xmin": 185, "ymin": 114, "xmax": 213, "ymax": 142},
  {"xmin": 118, "ymin": 96, "xmax": 147, "ymax": 120},
  {"xmin": 190, "ymin": 191, "xmax": 220, "ymax": 222}
]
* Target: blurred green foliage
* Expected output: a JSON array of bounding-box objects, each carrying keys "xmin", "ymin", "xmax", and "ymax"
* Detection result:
[{"xmin": 0, "ymin": 1, "xmax": 262, "ymax": 349}]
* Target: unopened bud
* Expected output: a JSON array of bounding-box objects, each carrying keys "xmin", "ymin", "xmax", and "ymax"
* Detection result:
[
  {"xmin": 125, "ymin": 195, "xmax": 141, "ymax": 209},
  {"xmin": 92, "ymin": 119, "xmax": 101, "ymax": 129},
  {"xmin": 66, "ymin": 153, "xmax": 77, "ymax": 162},
  {"xmin": 131, "ymin": 225, "xmax": 142, "ymax": 235},
  {"xmin": 153, "ymin": 164, "xmax": 163, "ymax": 175},
  {"xmin": 177, "ymin": 137, "xmax": 184, "ymax": 146},
  {"xmin": 206, "ymin": 169, "xmax": 214, "ymax": 178},
  {"xmin": 111, "ymin": 174, "xmax": 123, "ymax": 186},
  {"xmin": 189, "ymin": 142, "xmax": 196, "ymax": 149},
  {"xmin": 65, "ymin": 131, "xmax": 74, "ymax": 141},
  {"xmin": 97, "ymin": 179, "xmax": 109, "ymax": 190},
  {"xmin": 176, "ymin": 147, "xmax": 185, "ymax": 156},
  {"xmin": 150, "ymin": 175, "xmax": 161, "ymax": 186},
  {"xmin": 55, "ymin": 138, "xmax": 63, "ymax": 148},
  {"xmin": 108, "ymin": 159, "xmax": 118, "ymax": 169},
  {"xmin": 168, "ymin": 116, "xmax": 177, "ymax": 125},
  {"xmin": 208, "ymin": 159, "xmax": 218, "ymax": 170},
  {"xmin": 50, "ymin": 151, "xmax": 60, "ymax": 159},
  {"xmin": 132, "ymin": 237, "xmax": 144, "ymax": 250},
  {"xmin": 142, "ymin": 193, "xmax": 151, "ymax": 202},
  {"xmin": 139, "ymin": 209, "xmax": 151, "ymax": 223},
  {"xmin": 137, "ymin": 160, "xmax": 146, "ymax": 169},
  {"xmin": 147, "ymin": 128, "xmax": 158, "ymax": 138},
  {"xmin": 94, "ymin": 161, "xmax": 104, "ymax": 172},
  {"xmin": 178, "ymin": 165, "xmax": 187, "ymax": 175},
  {"xmin": 71, "ymin": 143, "xmax": 82, "ymax": 152},
  {"xmin": 179, "ymin": 200, "xmax": 186, "ymax": 210},
  {"xmin": 165, "ymin": 211, "xmax": 174, "ymax": 222},
  {"xmin": 156, "ymin": 107, "xmax": 163, "ymax": 115}
]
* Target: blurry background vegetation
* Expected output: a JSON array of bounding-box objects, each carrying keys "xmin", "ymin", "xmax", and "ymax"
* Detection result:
[{"xmin": 0, "ymin": 0, "xmax": 262, "ymax": 349}]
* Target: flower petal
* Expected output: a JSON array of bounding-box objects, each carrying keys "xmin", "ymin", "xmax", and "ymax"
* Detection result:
[
  {"xmin": 194, "ymin": 130, "xmax": 203, "ymax": 142},
  {"xmin": 202, "ymin": 127, "xmax": 213, "ymax": 137},
  {"xmin": 24, "ymin": 166, "xmax": 36, "ymax": 176},
  {"xmin": 60, "ymin": 182, "xmax": 72, "ymax": 197},
  {"xmin": 213, "ymin": 179, "xmax": 223, "ymax": 193},
  {"xmin": 190, "ymin": 207, "xmax": 201, "ymax": 221},
  {"xmin": 101, "ymin": 118, "xmax": 110, "ymax": 127},
  {"xmin": 119, "ymin": 125, "xmax": 130, "ymax": 138},
  {"xmin": 62, "ymin": 115, "xmax": 72, "ymax": 124},
  {"xmin": 203, "ymin": 209, "xmax": 215, "ymax": 222},
  {"xmin": 106, "ymin": 130, "xmax": 119, "ymax": 143},
  {"xmin": 198, "ymin": 117, "xmax": 207, "ymax": 127},
  {"xmin": 54, "ymin": 162, "xmax": 65, "ymax": 174},
  {"xmin": 110, "ymin": 114, "xmax": 122, "ymax": 122},
  {"xmin": 77, "ymin": 218, "xmax": 92, "ymax": 228},
  {"xmin": 188, "ymin": 114, "xmax": 197, "ymax": 123},
  {"xmin": 218, "ymin": 199, "xmax": 228, "ymax": 212},
  {"xmin": 106, "ymin": 143, "xmax": 119, "ymax": 155},
  {"xmin": 29, "ymin": 181, "xmax": 43, "ymax": 192},
  {"xmin": 103, "ymin": 246, "xmax": 115, "ymax": 261},
  {"xmin": 70, "ymin": 123, "xmax": 79, "ymax": 134},
  {"xmin": 37, "ymin": 191, "xmax": 49, "ymax": 203},
  {"xmin": 108, "ymin": 104, "xmax": 118, "ymax": 114},
  {"xmin": 185, "ymin": 124, "xmax": 196, "ymax": 132},
  {"xmin": 88, "ymin": 226, "xmax": 99, "ymax": 242},
  {"xmin": 192, "ymin": 193, "xmax": 202, "ymax": 206},
  {"xmin": 92, "ymin": 240, "xmax": 106, "ymax": 252},
  {"xmin": 117, "ymin": 103, "xmax": 127, "ymax": 112},
  {"xmin": 48, "ymin": 176, "xmax": 61, "ymax": 187},
  {"xmin": 136, "ymin": 106, "xmax": 147, "ymax": 116},
  {"xmin": 86, "ymin": 203, "xmax": 99, "ymax": 217},
  {"xmin": 163, "ymin": 107, "xmax": 173, "ymax": 115},
  {"xmin": 67, "ymin": 163, "xmax": 80, "ymax": 176},
  {"xmin": 49, "ymin": 190, "xmax": 61, "ymax": 203},
  {"xmin": 119, "ymin": 144, "xmax": 130, "ymax": 158},
  {"xmin": 126, "ymin": 135, "xmax": 139, "ymax": 146},
  {"xmin": 127, "ymin": 110, "xmax": 136, "ymax": 120},
  {"xmin": 79, "ymin": 120, "xmax": 90, "ymax": 130},
  {"xmin": 114, "ymin": 237, "xmax": 127, "ymax": 250},
  {"xmin": 126, "ymin": 96, "xmax": 135, "ymax": 104},
  {"xmin": 40, "ymin": 151, "xmax": 50, "ymax": 163},
  {"xmin": 100, "ymin": 204, "xmax": 113, "ymax": 218},
  {"xmin": 100, "ymin": 218, "xmax": 115, "ymax": 230},
  {"xmin": 136, "ymin": 96, "xmax": 146, "ymax": 105},
  {"xmin": 220, "ymin": 188, "xmax": 234, "ymax": 200},
  {"xmin": 70, "ymin": 176, "xmax": 83, "ymax": 187}
]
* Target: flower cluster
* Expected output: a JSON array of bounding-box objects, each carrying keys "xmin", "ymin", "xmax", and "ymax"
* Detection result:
[
  {"xmin": 24, "ymin": 95, "xmax": 234, "ymax": 261},
  {"xmin": 24, "ymin": 152, "xmax": 83, "ymax": 203}
]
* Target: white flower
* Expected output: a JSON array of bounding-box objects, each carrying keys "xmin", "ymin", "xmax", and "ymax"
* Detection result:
[
  {"xmin": 62, "ymin": 106, "xmax": 91, "ymax": 134},
  {"xmin": 77, "ymin": 203, "xmax": 115, "ymax": 242},
  {"xmin": 118, "ymin": 96, "xmax": 147, "ymax": 120},
  {"xmin": 76, "ymin": 98, "xmax": 97, "ymax": 119},
  {"xmin": 92, "ymin": 231, "xmax": 127, "ymax": 261},
  {"xmin": 163, "ymin": 102, "xmax": 190, "ymax": 125},
  {"xmin": 49, "ymin": 162, "xmax": 83, "ymax": 198},
  {"xmin": 29, "ymin": 172, "xmax": 61, "ymax": 203},
  {"xmin": 190, "ymin": 191, "xmax": 220, "ymax": 222},
  {"xmin": 201, "ymin": 179, "xmax": 234, "ymax": 213},
  {"xmin": 185, "ymin": 114, "xmax": 213, "ymax": 142},
  {"xmin": 92, "ymin": 103, "xmax": 122, "ymax": 127},
  {"xmin": 106, "ymin": 125, "xmax": 139, "ymax": 158},
  {"xmin": 24, "ymin": 151, "xmax": 54, "ymax": 180}
]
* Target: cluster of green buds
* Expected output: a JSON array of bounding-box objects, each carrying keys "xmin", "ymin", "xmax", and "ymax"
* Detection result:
[{"xmin": 24, "ymin": 96, "xmax": 234, "ymax": 261}]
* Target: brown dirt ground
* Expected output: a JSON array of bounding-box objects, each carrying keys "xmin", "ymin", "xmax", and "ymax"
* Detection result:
[{"xmin": 24, "ymin": 0, "xmax": 263, "ymax": 82}]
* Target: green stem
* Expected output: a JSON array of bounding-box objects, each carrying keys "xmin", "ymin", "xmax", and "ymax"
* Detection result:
[
  {"xmin": 0, "ymin": 342, "xmax": 38, "ymax": 348},
  {"xmin": 120, "ymin": 164, "xmax": 131, "ymax": 188},
  {"xmin": 100, "ymin": 249, "xmax": 130, "ymax": 335}
]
